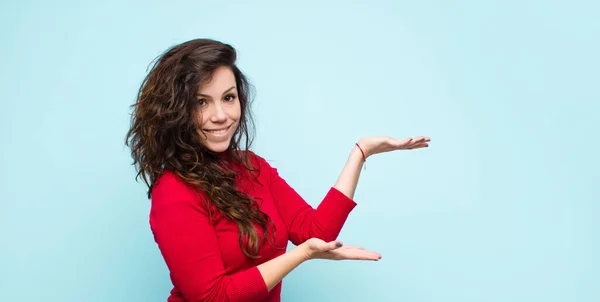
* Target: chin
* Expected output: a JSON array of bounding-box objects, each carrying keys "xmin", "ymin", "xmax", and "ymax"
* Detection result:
[{"xmin": 204, "ymin": 141, "xmax": 231, "ymax": 153}]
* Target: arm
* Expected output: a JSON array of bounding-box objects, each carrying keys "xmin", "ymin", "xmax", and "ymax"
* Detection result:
[
  {"xmin": 332, "ymin": 145, "xmax": 365, "ymax": 200},
  {"xmin": 332, "ymin": 135, "xmax": 431, "ymax": 199},
  {"xmin": 257, "ymin": 244, "xmax": 308, "ymax": 291},
  {"xmin": 256, "ymin": 136, "xmax": 427, "ymax": 245},
  {"xmin": 150, "ymin": 172, "xmax": 310, "ymax": 301},
  {"xmin": 255, "ymin": 151, "xmax": 359, "ymax": 245},
  {"xmin": 260, "ymin": 237, "xmax": 382, "ymax": 291}
]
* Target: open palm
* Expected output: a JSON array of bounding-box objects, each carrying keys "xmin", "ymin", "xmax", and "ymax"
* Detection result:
[
  {"xmin": 358, "ymin": 135, "xmax": 430, "ymax": 158},
  {"xmin": 304, "ymin": 238, "xmax": 381, "ymax": 261}
]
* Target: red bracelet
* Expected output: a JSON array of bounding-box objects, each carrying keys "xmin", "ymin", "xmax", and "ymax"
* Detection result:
[{"xmin": 355, "ymin": 143, "xmax": 366, "ymax": 162}]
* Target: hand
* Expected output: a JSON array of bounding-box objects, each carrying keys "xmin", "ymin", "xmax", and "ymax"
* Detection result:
[
  {"xmin": 301, "ymin": 238, "xmax": 382, "ymax": 261},
  {"xmin": 357, "ymin": 135, "xmax": 430, "ymax": 158}
]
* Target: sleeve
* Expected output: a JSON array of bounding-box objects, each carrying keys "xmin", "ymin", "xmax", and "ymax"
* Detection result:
[
  {"xmin": 256, "ymin": 155, "xmax": 357, "ymax": 245},
  {"xmin": 149, "ymin": 172, "xmax": 269, "ymax": 302}
]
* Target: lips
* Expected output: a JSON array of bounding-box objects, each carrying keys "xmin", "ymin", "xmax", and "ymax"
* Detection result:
[{"xmin": 203, "ymin": 125, "xmax": 231, "ymax": 135}]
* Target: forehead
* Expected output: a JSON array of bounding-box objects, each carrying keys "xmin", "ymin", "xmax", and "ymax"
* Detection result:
[{"xmin": 197, "ymin": 66, "xmax": 237, "ymax": 95}]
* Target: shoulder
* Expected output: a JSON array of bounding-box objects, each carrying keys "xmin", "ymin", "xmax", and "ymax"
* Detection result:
[
  {"xmin": 240, "ymin": 150, "xmax": 283, "ymax": 185},
  {"xmin": 151, "ymin": 170, "xmax": 203, "ymax": 206},
  {"xmin": 241, "ymin": 150, "xmax": 271, "ymax": 168},
  {"xmin": 240, "ymin": 150, "xmax": 278, "ymax": 178}
]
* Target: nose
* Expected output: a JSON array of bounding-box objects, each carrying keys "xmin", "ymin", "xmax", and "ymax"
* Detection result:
[{"xmin": 210, "ymin": 102, "xmax": 227, "ymax": 123}]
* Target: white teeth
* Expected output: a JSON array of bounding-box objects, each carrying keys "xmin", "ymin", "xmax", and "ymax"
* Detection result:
[{"xmin": 205, "ymin": 128, "xmax": 227, "ymax": 134}]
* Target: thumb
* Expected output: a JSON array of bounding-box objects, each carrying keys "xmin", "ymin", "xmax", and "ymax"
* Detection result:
[{"xmin": 325, "ymin": 240, "xmax": 343, "ymax": 251}]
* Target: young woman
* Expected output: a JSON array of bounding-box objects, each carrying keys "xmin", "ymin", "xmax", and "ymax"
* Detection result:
[{"xmin": 126, "ymin": 38, "xmax": 430, "ymax": 302}]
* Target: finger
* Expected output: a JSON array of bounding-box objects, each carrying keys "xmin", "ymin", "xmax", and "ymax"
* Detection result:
[
  {"xmin": 407, "ymin": 142, "xmax": 429, "ymax": 150},
  {"xmin": 338, "ymin": 245, "xmax": 364, "ymax": 250},
  {"xmin": 414, "ymin": 136, "xmax": 432, "ymax": 145},
  {"xmin": 386, "ymin": 137, "xmax": 403, "ymax": 147},
  {"xmin": 332, "ymin": 248, "xmax": 381, "ymax": 258},
  {"xmin": 407, "ymin": 136, "xmax": 430, "ymax": 144},
  {"xmin": 393, "ymin": 137, "xmax": 412, "ymax": 147},
  {"xmin": 359, "ymin": 251, "xmax": 382, "ymax": 260},
  {"xmin": 390, "ymin": 137, "xmax": 430, "ymax": 150},
  {"xmin": 339, "ymin": 250, "xmax": 382, "ymax": 261},
  {"xmin": 405, "ymin": 138, "xmax": 424, "ymax": 148},
  {"xmin": 312, "ymin": 239, "xmax": 341, "ymax": 252},
  {"xmin": 327, "ymin": 240, "xmax": 343, "ymax": 251}
]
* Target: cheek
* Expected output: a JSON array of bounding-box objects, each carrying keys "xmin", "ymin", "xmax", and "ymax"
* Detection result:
[
  {"xmin": 229, "ymin": 102, "xmax": 242, "ymax": 120},
  {"xmin": 194, "ymin": 111, "xmax": 208, "ymax": 130}
]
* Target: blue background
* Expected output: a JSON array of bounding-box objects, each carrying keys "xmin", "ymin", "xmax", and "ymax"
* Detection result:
[{"xmin": 1, "ymin": 1, "xmax": 598, "ymax": 301}]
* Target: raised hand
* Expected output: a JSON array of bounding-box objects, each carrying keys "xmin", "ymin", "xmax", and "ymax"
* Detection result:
[
  {"xmin": 357, "ymin": 135, "xmax": 430, "ymax": 158},
  {"xmin": 301, "ymin": 238, "xmax": 382, "ymax": 261}
]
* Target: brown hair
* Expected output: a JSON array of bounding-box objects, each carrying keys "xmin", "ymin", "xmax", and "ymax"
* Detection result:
[{"xmin": 125, "ymin": 38, "xmax": 273, "ymax": 258}]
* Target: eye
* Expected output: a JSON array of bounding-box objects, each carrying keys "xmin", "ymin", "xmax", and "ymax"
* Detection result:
[
  {"xmin": 224, "ymin": 94, "xmax": 237, "ymax": 102},
  {"xmin": 197, "ymin": 99, "xmax": 207, "ymax": 106}
]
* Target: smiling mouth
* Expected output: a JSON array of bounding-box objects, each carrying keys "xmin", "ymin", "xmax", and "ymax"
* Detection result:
[{"xmin": 203, "ymin": 125, "xmax": 230, "ymax": 135}]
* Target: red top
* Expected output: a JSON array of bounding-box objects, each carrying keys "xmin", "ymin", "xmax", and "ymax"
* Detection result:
[{"xmin": 149, "ymin": 151, "xmax": 357, "ymax": 302}]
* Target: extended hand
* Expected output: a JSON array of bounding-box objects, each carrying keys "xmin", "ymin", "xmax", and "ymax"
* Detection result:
[
  {"xmin": 302, "ymin": 238, "xmax": 382, "ymax": 261},
  {"xmin": 357, "ymin": 136, "xmax": 430, "ymax": 158}
]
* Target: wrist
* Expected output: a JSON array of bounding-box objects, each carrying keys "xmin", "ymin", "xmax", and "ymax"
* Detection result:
[
  {"xmin": 354, "ymin": 142, "xmax": 368, "ymax": 161},
  {"xmin": 297, "ymin": 242, "xmax": 313, "ymax": 261}
]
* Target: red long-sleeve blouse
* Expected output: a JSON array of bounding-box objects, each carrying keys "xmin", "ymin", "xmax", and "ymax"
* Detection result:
[{"xmin": 149, "ymin": 151, "xmax": 357, "ymax": 301}]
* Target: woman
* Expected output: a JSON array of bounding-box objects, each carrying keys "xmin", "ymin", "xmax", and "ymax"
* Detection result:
[{"xmin": 126, "ymin": 38, "xmax": 430, "ymax": 302}]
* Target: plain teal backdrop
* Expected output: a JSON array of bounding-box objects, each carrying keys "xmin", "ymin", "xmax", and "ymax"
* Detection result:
[{"xmin": 1, "ymin": 0, "xmax": 598, "ymax": 301}]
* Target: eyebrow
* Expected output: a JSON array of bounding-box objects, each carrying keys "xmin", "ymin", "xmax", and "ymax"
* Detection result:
[{"xmin": 197, "ymin": 86, "xmax": 237, "ymax": 98}]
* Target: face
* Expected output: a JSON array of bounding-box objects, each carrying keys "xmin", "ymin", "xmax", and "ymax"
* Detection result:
[{"xmin": 195, "ymin": 66, "xmax": 241, "ymax": 153}]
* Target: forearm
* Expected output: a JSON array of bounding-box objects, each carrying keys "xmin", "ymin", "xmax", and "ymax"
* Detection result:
[
  {"xmin": 257, "ymin": 245, "xmax": 309, "ymax": 291},
  {"xmin": 333, "ymin": 145, "xmax": 365, "ymax": 200}
]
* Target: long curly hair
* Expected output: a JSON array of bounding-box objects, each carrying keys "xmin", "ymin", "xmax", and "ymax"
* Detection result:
[{"xmin": 125, "ymin": 38, "xmax": 274, "ymax": 258}]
